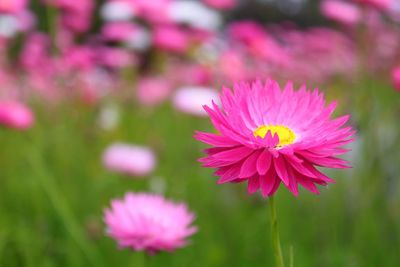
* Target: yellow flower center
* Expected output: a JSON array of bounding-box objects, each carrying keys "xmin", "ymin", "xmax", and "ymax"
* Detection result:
[{"xmin": 253, "ymin": 125, "xmax": 296, "ymax": 147}]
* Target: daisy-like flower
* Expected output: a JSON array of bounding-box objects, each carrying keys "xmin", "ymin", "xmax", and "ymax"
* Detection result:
[
  {"xmin": 194, "ymin": 79, "xmax": 355, "ymax": 197},
  {"xmin": 104, "ymin": 192, "xmax": 197, "ymax": 253}
]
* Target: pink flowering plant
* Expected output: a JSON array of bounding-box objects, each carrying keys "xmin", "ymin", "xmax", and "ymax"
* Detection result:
[
  {"xmin": 195, "ymin": 79, "xmax": 355, "ymax": 266},
  {"xmin": 104, "ymin": 192, "xmax": 197, "ymax": 254}
]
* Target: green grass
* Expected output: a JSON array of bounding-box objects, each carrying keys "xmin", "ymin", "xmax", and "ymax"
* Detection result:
[{"xmin": 0, "ymin": 79, "xmax": 399, "ymax": 266}]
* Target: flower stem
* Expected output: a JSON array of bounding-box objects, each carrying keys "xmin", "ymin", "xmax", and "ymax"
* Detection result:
[
  {"xmin": 45, "ymin": 4, "xmax": 58, "ymax": 54},
  {"xmin": 269, "ymin": 196, "xmax": 285, "ymax": 267},
  {"xmin": 289, "ymin": 245, "xmax": 294, "ymax": 267},
  {"xmin": 134, "ymin": 252, "xmax": 146, "ymax": 267}
]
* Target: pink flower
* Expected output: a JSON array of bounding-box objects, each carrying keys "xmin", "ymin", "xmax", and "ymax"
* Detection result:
[
  {"xmin": 134, "ymin": 0, "xmax": 171, "ymax": 24},
  {"xmin": 203, "ymin": 0, "xmax": 237, "ymax": 10},
  {"xmin": 20, "ymin": 33, "xmax": 50, "ymax": 72},
  {"xmin": 170, "ymin": 64, "xmax": 212, "ymax": 86},
  {"xmin": 104, "ymin": 192, "xmax": 197, "ymax": 253},
  {"xmin": 227, "ymin": 21, "xmax": 288, "ymax": 63},
  {"xmin": 353, "ymin": 0, "xmax": 392, "ymax": 10},
  {"xmin": 46, "ymin": 0, "xmax": 95, "ymax": 33},
  {"xmin": 195, "ymin": 79, "xmax": 355, "ymax": 197},
  {"xmin": 0, "ymin": 101, "xmax": 34, "ymax": 130},
  {"xmin": 102, "ymin": 22, "xmax": 138, "ymax": 42},
  {"xmin": 102, "ymin": 22, "xmax": 151, "ymax": 51},
  {"xmin": 227, "ymin": 21, "xmax": 267, "ymax": 46},
  {"xmin": 173, "ymin": 86, "xmax": 220, "ymax": 117},
  {"xmin": 102, "ymin": 143, "xmax": 156, "ymax": 176},
  {"xmin": 61, "ymin": 10, "xmax": 93, "ymax": 33},
  {"xmin": 391, "ymin": 66, "xmax": 400, "ymax": 91},
  {"xmin": 45, "ymin": 0, "xmax": 94, "ymax": 13},
  {"xmin": 0, "ymin": 0, "xmax": 27, "ymax": 13},
  {"xmin": 97, "ymin": 47, "xmax": 137, "ymax": 69},
  {"xmin": 217, "ymin": 50, "xmax": 248, "ymax": 82},
  {"xmin": 153, "ymin": 25, "xmax": 189, "ymax": 53},
  {"xmin": 62, "ymin": 46, "xmax": 95, "ymax": 71},
  {"xmin": 16, "ymin": 10, "xmax": 36, "ymax": 32},
  {"xmin": 136, "ymin": 76, "xmax": 172, "ymax": 106},
  {"xmin": 321, "ymin": 0, "xmax": 361, "ymax": 25}
]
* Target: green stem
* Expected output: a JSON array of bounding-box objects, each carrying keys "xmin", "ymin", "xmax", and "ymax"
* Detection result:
[
  {"xmin": 269, "ymin": 196, "xmax": 285, "ymax": 267},
  {"xmin": 134, "ymin": 252, "xmax": 146, "ymax": 267},
  {"xmin": 45, "ymin": 4, "xmax": 58, "ymax": 54},
  {"xmin": 289, "ymin": 245, "xmax": 294, "ymax": 267}
]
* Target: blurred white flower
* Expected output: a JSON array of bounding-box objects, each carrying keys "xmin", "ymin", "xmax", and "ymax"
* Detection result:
[
  {"xmin": 100, "ymin": 1, "xmax": 135, "ymax": 22},
  {"xmin": 172, "ymin": 86, "xmax": 220, "ymax": 116},
  {"xmin": 125, "ymin": 26, "xmax": 152, "ymax": 51},
  {"xmin": 168, "ymin": 0, "xmax": 222, "ymax": 30},
  {"xmin": 102, "ymin": 143, "xmax": 156, "ymax": 177},
  {"xmin": 0, "ymin": 15, "xmax": 19, "ymax": 38}
]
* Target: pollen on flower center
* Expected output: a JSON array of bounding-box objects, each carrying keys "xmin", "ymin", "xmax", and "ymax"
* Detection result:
[{"xmin": 253, "ymin": 125, "xmax": 296, "ymax": 147}]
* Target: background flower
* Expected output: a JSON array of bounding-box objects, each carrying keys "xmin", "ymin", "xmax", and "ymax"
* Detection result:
[
  {"xmin": 104, "ymin": 192, "xmax": 197, "ymax": 253},
  {"xmin": 0, "ymin": 101, "xmax": 34, "ymax": 130},
  {"xmin": 102, "ymin": 143, "xmax": 156, "ymax": 177}
]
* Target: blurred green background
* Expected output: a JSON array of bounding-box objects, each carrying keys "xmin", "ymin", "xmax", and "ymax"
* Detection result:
[{"xmin": 1, "ymin": 77, "xmax": 399, "ymax": 267}]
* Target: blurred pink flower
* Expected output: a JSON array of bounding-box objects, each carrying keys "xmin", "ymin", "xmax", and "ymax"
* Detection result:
[
  {"xmin": 45, "ymin": 0, "xmax": 94, "ymax": 12},
  {"xmin": 0, "ymin": 0, "xmax": 28, "ymax": 13},
  {"xmin": 61, "ymin": 11, "xmax": 92, "ymax": 33},
  {"xmin": 177, "ymin": 64, "xmax": 212, "ymax": 85},
  {"xmin": 187, "ymin": 28, "xmax": 215, "ymax": 44},
  {"xmin": 354, "ymin": 0, "xmax": 392, "ymax": 10},
  {"xmin": 104, "ymin": 192, "xmax": 197, "ymax": 253},
  {"xmin": 62, "ymin": 46, "xmax": 95, "ymax": 71},
  {"xmin": 0, "ymin": 101, "xmax": 34, "ymax": 130},
  {"xmin": 97, "ymin": 47, "xmax": 137, "ymax": 68},
  {"xmin": 173, "ymin": 86, "xmax": 220, "ymax": 116},
  {"xmin": 269, "ymin": 26, "xmax": 357, "ymax": 82},
  {"xmin": 321, "ymin": 0, "xmax": 361, "ymax": 25},
  {"xmin": 391, "ymin": 66, "xmax": 400, "ymax": 91},
  {"xmin": 203, "ymin": 0, "xmax": 237, "ymax": 10},
  {"xmin": 153, "ymin": 25, "xmax": 189, "ymax": 53},
  {"xmin": 136, "ymin": 76, "xmax": 172, "ymax": 106},
  {"xmin": 195, "ymin": 79, "xmax": 355, "ymax": 197},
  {"xmin": 228, "ymin": 21, "xmax": 267, "ymax": 47},
  {"xmin": 129, "ymin": 0, "xmax": 171, "ymax": 24},
  {"xmin": 20, "ymin": 33, "xmax": 50, "ymax": 71},
  {"xmin": 102, "ymin": 22, "xmax": 138, "ymax": 42},
  {"xmin": 363, "ymin": 10, "xmax": 400, "ymax": 70},
  {"xmin": 16, "ymin": 10, "xmax": 36, "ymax": 32},
  {"xmin": 227, "ymin": 21, "xmax": 288, "ymax": 63},
  {"xmin": 102, "ymin": 143, "xmax": 156, "ymax": 176},
  {"xmin": 218, "ymin": 50, "xmax": 248, "ymax": 82},
  {"xmin": 46, "ymin": 0, "xmax": 95, "ymax": 33}
]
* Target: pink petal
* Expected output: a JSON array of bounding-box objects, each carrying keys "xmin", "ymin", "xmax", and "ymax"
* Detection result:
[
  {"xmin": 212, "ymin": 146, "xmax": 254, "ymax": 163},
  {"xmin": 260, "ymin": 167, "xmax": 278, "ymax": 197},
  {"xmin": 247, "ymin": 175, "xmax": 260, "ymax": 194},
  {"xmin": 256, "ymin": 149, "xmax": 272, "ymax": 175},
  {"xmin": 273, "ymin": 155, "xmax": 289, "ymax": 186},
  {"xmin": 239, "ymin": 150, "xmax": 262, "ymax": 178}
]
